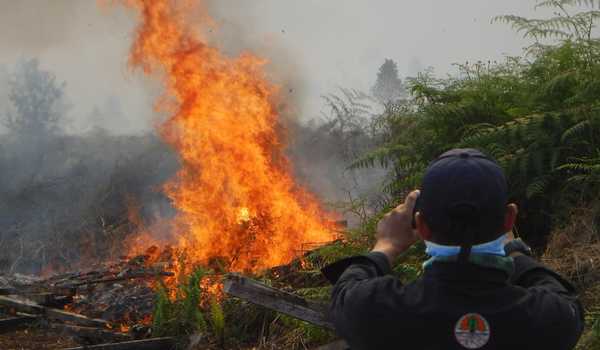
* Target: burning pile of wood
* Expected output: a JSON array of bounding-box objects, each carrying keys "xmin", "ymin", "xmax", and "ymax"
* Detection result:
[
  {"xmin": 0, "ymin": 253, "xmax": 176, "ymax": 350},
  {"xmin": 0, "ymin": 241, "xmax": 348, "ymax": 350}
]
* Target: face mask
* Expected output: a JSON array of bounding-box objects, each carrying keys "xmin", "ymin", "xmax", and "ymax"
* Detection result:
[{"xmin": 425, "ymin": 233, "xmax": 508, "ymax": 257}]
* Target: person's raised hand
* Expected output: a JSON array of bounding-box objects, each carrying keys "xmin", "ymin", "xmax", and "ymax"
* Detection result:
[{"xmin": 372, "ymin": 190, "xmax": 420, "ymax": 264}]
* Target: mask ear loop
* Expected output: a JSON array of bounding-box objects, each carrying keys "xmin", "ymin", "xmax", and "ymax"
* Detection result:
[{"xmin": 512, "ymin": 225, "xmax": 520, "ymax": 239}]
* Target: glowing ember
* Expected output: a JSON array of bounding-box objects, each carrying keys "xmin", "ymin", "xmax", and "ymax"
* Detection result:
[
  {"xmin": 119, "ymin": 0, "xmax": 336, "ymax": 274},
  {"xmin": 237, "ymin": 207, "xmax": 251, "ymax": 224}
]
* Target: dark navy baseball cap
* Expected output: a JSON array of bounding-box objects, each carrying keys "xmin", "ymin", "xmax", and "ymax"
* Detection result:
[{"xmin": 418, "ymin": 148, "xmax": 508, "ymax": 245}]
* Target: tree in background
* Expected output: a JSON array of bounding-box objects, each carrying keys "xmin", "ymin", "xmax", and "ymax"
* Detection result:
[
  {"xmin": 2, "ymin": 58, "xmax": 67, "ymax": 137},
  {"xmin": 0, "ymin": 58, "xmax": 69, "ymax": 196},
  {"xmin": 371, "ymin": 59, "xmax": 406, "ymax": 105},
  {"xmin": 0, "ymin": 58, "xmax": 177, "ymax": 274}
]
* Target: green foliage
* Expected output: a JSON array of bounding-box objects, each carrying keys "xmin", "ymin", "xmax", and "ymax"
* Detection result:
[
  {"xmin": 577, "ymin": 310, "xmax": 600, "ymax": 349},
  {"xmin": 151, "ymin": 284, "xmax": 171, "ymax": 337},
  {"xmin": 309, "ymin": 239, "xmax": 368, "ymax": 266},
  {"xmin": 181, "ymin": 268, "xmax": 208, "ymax": 332},
  {"xmin": 352, "ymin": 1, "xmax": 600, "ymax": 241},
  {"xmin": 320, "ymin": 88, "xmax": 376, "ymax": 161},
  {"xmin": 280, "ymin": 316, "xmax": 335, "ymax": 344},
  {"xmin": 209, "ymin": 297, "xmax": 226, "ymax": 344},
  {"xmin": 295, "ymin": 286, "xmax": 332, "ymax": 302},
  {"xmin": 494, "ymin": 0, "xmax": 600, "ymax": 44},
  {"xmin": 151, "ymin": 267, "xmax": 208, "ymax": 340},
  {"xmin": 337, "ymin": 2, "xmax": 600, "ymax": 348}
]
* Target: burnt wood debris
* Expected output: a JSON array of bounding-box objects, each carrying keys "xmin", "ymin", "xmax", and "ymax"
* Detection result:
[
  {"xmin": 223, "ymin": 274, "xmax": 348, "ymax": 349},
  {"xmin": 0, "ymin": 254, "xmax": 175, "ymax": 349},
  {"xmin": 0, "ymin": 250, "xmax": 348, "ymax": 349}
]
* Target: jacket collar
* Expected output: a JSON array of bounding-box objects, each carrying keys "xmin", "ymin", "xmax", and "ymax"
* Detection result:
[{"xmin": 423, "ymin": 254, "xmax": 514, "ymax": 283}]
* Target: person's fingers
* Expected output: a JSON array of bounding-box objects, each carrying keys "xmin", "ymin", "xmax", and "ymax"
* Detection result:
[
  {"xmin": 403, "ymin": 190, "xmax": 420, "ymax": 212},
  {"xmin": 393, "ymin": 190, "xmax": 420, "ymax": 213}
]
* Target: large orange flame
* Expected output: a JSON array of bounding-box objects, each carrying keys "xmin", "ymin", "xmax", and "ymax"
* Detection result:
[{"xmin": 120, "ymin": 0, "xmax": 335, "ymax": 273}]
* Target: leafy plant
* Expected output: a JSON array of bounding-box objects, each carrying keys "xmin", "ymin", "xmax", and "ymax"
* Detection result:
[
  {"xmin": 151, "ymin": 267, "xmax": 208, "ymax": 341},
  {"xmin": 352, "ymin": 1, "xmax": 600, "ymax": 243},
  {"xmin": 209, "ymin": 297, "xmax": 226, "ymax": 345}
]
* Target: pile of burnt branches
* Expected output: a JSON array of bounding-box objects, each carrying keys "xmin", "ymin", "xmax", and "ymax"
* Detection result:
[
  {"xmin": 0, "ymin": 238, "xmax": 350, "ymax": 350},
  {"xmin": 0, "ymin": 253, "xmax": 176, "ymax": 350}
]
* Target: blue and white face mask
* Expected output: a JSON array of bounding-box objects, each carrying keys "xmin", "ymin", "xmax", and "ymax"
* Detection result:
[{"xmin": 424, "ymin": 233, "xmax": 508, "ymax": 257}]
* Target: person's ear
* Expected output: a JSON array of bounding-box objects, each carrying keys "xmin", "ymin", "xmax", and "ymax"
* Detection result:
[
  {"xmin": 503, "ymin": 203, "xmax": 518, "ymax": 232},
  {"xmin": 415, "ymin": 212, "xmax": 432, "ymax": 241}
]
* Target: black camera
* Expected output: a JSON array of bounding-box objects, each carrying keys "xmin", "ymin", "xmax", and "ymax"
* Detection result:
[{"xmin": 411, "ymin": 194, "xmax": 421, "ymax": 229}]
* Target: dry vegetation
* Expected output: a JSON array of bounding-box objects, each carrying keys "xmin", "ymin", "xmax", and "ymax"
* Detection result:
[{"xmin": 542, "ymin": 206, "xmax": 600, "ymax": 349}]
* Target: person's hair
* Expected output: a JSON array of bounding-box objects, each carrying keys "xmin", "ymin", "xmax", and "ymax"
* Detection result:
[{"xmin": 423, "ymin": 207, "xmax": 506, "ymax": 246}]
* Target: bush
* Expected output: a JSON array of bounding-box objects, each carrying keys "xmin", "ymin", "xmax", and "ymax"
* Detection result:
[
  {"xmin": 352, "ymin": 2, "xmax": 600, "ymax": 244},
  {"xmin": 152, "ymin": 267, "xmax": 208, "ymax": 344}
]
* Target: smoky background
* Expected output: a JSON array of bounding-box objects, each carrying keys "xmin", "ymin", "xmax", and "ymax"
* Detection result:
[
  {"xmin": 0, "ymin": 0, "xmax": 541, "ymax": 274},
  {"xmin": 0, "ymin": 0, "xmax": 390, "ymax": 274}
]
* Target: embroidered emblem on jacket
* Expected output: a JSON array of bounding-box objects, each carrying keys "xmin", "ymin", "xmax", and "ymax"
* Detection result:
[{"xmin": 454, "ymin": 313, "xmax": 491, "ymax": 349}]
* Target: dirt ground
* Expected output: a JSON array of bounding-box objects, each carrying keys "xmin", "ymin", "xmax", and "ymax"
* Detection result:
[{"xmin": 0, "ymin": 326, "xmax": 78, "ymax": 350}]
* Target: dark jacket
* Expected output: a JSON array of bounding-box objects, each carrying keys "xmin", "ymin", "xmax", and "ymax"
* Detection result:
[{"xmin": 322, "ymin": 252, "xmax": 584, "ymax": 350}]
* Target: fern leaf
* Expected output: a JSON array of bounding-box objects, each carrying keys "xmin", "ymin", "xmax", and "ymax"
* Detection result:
[
  {"xmin": 209, "ymin": 297, "xmax": 225, "ymax": 342},
  {"xmin": 561, "ymin": 119, "xmax": 590, "ymax": 143},
  {"xmin": 526, "ymin": 176, "xmax": 552, "ymax": 198}
]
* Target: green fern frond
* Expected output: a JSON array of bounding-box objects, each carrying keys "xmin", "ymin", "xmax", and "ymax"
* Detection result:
[
  {"xmin": 526, "ymin": 175, "xmax": 552, "ymax": 198},
  {"xmin": 382, "ymin": 173, "xmax": 422, "ymax": 196},
  {"xmin": 181, "ymin": 267, "xmax": 207, "ymax": 333},
  {"xmin": 540, "ymin": 71, "xmax": 577, "ymax": 99},
  {"xmin": 550, "ymin": 148, "xmax": 562, "ymax": 169},
  {"xmin": 209, "ymin": 297, "xmax": 225, "ymax": 342},
  {"xmin": 535, "ymin": 0, "xmax": 600, "ymax": 9},
  {"xmin": 561, "ymin": 161, "xmax": 600, "ymax": 172},
  {"xmin": 152, "ymin": 283, "xmax": 172, "ymax": 337},
  {"xmin": 561, "ymin": 119, "xmax": 590, "ymax": 142},
  {"xmin": 495, "ymin": 0, "xmax": 600, "ymax": 42},
  {"xmin": 570, "ymin": 79, "xmax": 600, "ymax": 102},
  {"xmin": 535, "ymin": 1, "xmax": 576, "ymax": 9},
  {"xmin": 493, "ymin": 15, "xmax": 572, "ymax": 39},
  {"xmin": 349, "ymin": 144, "xmax": 409, "ymax": 169}
]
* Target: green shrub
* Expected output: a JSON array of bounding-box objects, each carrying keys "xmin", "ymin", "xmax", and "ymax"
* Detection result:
[
  {"xmin": 352, "ymin": 1, "xmax": 600, "ymax": 243},
  {"xmin": 209, "ymin": 297, "xmax": 226, "ymax": 345},
  {"xmin": 151, "ymin": 267, "xmax": 208, "ymax": 341}
]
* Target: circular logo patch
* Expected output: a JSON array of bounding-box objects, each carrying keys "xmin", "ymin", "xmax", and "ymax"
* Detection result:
[{"xmin": 454, "ymin": 313, "xmax": 491, "ymax": 349}]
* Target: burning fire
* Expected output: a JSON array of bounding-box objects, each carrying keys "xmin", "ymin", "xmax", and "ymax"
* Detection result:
[{"xmin": 118, "ymin": 0, "xmax": 336, "ymax": 274}]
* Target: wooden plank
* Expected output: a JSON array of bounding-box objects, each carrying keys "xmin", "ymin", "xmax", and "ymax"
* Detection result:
[
  {"xmin": 61, "ymin": 337, "xmax": 175, "ymax": 350},
  {"xmin": 49, "ymin": 323, "xmax": 132, "ymax": 345},
  {"xmin": 0, "ymin": 286, "xmax": 76, "ymax": 297},
  {"xmin": 0, "ymin": 295, "xmax": 110, "ymax": 328},
  {"xmin": 45, "ymin": 306, "xmax": 111, "ymax": 328},
  {"xmin": 67, "ymin": 271, "xmax": 175, "ymax": 288},
  {"xmin": 0, "ymin": 287, "xmax": 20, "ymax": 295},
  {"xmin": 0, "ymin": 295, "xmax": 43, "ymax": 314},
  {"xmin": 19, "ymin": 292, "xmax": 55, "ymax": 305},
  {"xmin": 0, "ymin": 315, "xmax": 40, "ymax": 333},
  {"xmin": 223, "ymin": 274, "xmax": 333, "ymax": 329},
  {"xmin": 16, "ymin": 292, "xmax": 73, "ymax": 308}
]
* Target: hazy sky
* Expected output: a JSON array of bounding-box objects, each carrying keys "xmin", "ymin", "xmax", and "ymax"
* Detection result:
[{"xmin": 0, "ymin": 0, "xmax": 545, "ymax": 134}]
